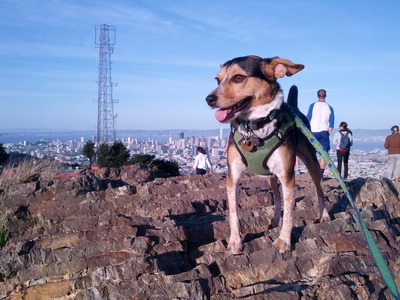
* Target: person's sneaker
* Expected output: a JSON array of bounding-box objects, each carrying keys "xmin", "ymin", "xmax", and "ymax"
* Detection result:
[{"xmin": 295, "ymin": 169, "xmax": 301, "ymax": 174}]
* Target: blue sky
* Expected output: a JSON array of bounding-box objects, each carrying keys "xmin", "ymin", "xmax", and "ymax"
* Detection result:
[{"xmin": 0, "ymin": 0, "xmax": 399, "ymax": 132}]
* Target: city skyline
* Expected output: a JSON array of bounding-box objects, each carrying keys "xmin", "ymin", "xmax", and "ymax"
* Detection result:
[
  {"xmin": 2, "ymin": 128, "xmax": 390, "ymax": 180},
  {"xmin": 1, "ymin": 1, "xmax": 400, "ymax": 131},
  {"xmin": 0, "ymin": 128, "xmax": 389, "ymax": 153}
]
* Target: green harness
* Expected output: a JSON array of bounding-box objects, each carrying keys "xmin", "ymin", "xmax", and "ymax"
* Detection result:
[{"xmin": 232, "ymin": 107, "xmax": 296, "ymax": 175}]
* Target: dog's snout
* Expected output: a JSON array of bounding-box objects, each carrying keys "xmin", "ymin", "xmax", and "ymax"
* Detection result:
[{"xmin": 206, "ymin": 94, "xmax": 218, "ymax": 106}]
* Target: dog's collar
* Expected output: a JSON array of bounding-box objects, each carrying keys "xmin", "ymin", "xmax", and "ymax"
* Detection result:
[{"xmin": 239, "ymin": 108, "xmax": 279, "ymax": 131}]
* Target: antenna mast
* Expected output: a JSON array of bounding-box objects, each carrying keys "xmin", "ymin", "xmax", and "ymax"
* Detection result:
[{"xmin": 95, "ymin": 24, "xmax": 118, "ymax": 143}]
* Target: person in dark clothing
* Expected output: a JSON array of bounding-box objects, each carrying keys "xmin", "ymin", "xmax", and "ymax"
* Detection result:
[{"xmin": 333, "ymin": 122, "xmax": 353, "ymax": 179}]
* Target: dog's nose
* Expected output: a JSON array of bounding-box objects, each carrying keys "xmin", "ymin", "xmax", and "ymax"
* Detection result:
[{"xmin": 206, "ymin": 94, "xmax": 218, "ymax": 106}]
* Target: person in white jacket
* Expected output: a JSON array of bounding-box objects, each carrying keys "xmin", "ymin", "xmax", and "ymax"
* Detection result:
[
  {"xmin": 192, "ymin": 147, "xmax": 212, "ymax": 175},
  {"xmin": 333, "ymin": 121, "xmax": 353, "ymax": 179}
]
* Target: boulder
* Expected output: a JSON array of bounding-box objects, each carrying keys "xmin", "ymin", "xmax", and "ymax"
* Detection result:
[{"xmin": 0, "ymin": 173, "xmax": 399, "ymax": 299}]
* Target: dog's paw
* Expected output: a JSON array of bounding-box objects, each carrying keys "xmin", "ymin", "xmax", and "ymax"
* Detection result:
[
  {"xmin": 270, "ymin": 216, "xmax": 281, "ymax": 228},
  {"xmin": 272, "ymin": 238, "xmax": 290, "ymax": 253},
  {"xmin": 228, "ymin": 240, "xmax": 244, "ymax": 255},
  {"xmin": 320, "ymin": 210, "xmax": 331, "ymax": 223}
]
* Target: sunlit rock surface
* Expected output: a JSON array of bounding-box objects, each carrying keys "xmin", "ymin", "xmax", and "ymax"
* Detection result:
[{"xmin": 1, "ymin": 166, "xmax": 400, "ymax": 299}]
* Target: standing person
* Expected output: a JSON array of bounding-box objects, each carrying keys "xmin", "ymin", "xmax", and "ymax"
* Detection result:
[
  {"xmin": 192, "ymin": 147, "xmax": 212, "ymax": 175},
  {"xmin": 307, "ymin": 89, "xmax": 335, "ymax": 181},
  {"xmin": 294, "ymin": 157, "xmax": 300, "ymax": 174},
  {"xmin": 333, "ymin": 122, "xmax": 353, "ymax": 179},
  {"xmin": 384, "ymin": 125, "xmax": 400, "ymax": 183},
  {"xmin": 214, "ymin": 164, "xmax": 225, "ymax": 173}
]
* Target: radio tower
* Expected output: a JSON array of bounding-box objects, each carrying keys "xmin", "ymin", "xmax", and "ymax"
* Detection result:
[{"xmin": 95, "ymin": 24, "xmax": 118, "ymax": 143}]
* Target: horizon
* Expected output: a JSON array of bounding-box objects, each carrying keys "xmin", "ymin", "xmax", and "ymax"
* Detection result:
[
  {"xmin": 1, "ymin": 1, "xmax": 400, "ymax": 131},
  {"xmin": 0, "ymin": 127, "xmax": 395, "ymax": 134}
]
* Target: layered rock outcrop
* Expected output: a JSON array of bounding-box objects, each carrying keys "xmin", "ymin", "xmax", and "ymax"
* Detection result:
[{"xmin": 1, "ymin": 164, "xmax": 400, "ymax": 299}]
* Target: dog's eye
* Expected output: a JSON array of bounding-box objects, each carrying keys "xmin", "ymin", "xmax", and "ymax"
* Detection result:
[{"xmin": 232, "ymin": 75, "xmax": 246, "ymax": 83}]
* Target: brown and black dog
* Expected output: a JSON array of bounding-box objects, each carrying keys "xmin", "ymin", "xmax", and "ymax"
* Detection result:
[{"xmin": 205, "ymin": 56, "xmax": 330, "ymax": 254}]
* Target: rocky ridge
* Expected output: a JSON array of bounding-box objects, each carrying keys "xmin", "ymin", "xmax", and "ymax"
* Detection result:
[{"xmin": 0, "ymin": 163, "xmax": 400, "ymax": 299}]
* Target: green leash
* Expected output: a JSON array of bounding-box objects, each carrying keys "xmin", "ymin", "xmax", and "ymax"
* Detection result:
[{"xmin": 293, "ymin": 114, "xmax": 399, "ymax": 299}]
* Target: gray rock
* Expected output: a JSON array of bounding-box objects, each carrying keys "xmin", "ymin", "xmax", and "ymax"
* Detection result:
[{"xmin": 0, "ymin": 171, "xmax": 400, "ymax": 299}]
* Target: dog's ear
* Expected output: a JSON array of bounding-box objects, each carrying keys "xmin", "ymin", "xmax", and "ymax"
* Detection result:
[{"xmin": 262, "ymin": 57, "xmax": 304, "ymax": 79}]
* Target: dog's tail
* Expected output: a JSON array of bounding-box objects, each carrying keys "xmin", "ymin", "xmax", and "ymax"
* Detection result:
[
  {"xmin": 286, "ymin": 85, "xmax": 311, "ymax": 129},
  {"xmin": 287, "ymin": 85, "xmax": 298, "ymax": 108}
]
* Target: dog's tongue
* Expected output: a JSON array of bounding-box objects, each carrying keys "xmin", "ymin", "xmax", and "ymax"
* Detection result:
[{"xmin": 215, "ymin": 109, "xmax": 229, "ymax": 122}]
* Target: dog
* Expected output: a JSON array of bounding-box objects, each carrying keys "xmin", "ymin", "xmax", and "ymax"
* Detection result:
[{"xmin": 205, "ymin": 56, "xmax": 330, "ymax": 254}]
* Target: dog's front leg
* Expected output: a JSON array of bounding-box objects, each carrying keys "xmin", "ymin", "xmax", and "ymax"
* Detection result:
[
  {"xmin": 226, "ymin": 146, "xmax": 246, "ymax": 254},
  {"xmin": 268, "ymin": 149, "xmax": 295, "ymax": 253}
]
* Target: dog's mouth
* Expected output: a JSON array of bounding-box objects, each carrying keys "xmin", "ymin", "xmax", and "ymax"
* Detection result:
[{"xmin": 215, "ymin": 97, "xmax": 252, "ymax": 123}]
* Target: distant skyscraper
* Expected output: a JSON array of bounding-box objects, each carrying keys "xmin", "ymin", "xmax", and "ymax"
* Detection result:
[
  {"xmin": 169, "ymin": 132, "xmax": 173, "ymax": 144},
  {"xmin": 192, "ymin": 146, "xmax": 197, "ymax": 156},
  {"xmin": 81, "ymin": 137, "xmax": 85, "ymax": 143},
  {"xmin": 220, "ymin": 127, "xmax": 223, "ymax": 141},
  {"xmin": 221, "ymin": 139, "xmax": 226, "ymax": 148},
  {"xmin": 70, "ymin": 140, "xmax": 76, "ymax": 151},
  {"xmin": 156, "ymin": 144, "xmax": 162, "ymax": 155},
  {"xmin": 179, "ymin": 132, "xmax": 184, "ymax": 140}
]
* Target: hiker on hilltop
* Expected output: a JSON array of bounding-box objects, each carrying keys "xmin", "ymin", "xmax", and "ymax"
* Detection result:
[
  {"xmin": 307, "ymin": 89, "xmax": 335, "ymax": 181},
  {"xmin": 333, "ymin": 122, "xmax": 353, "ymax": 180},
  {"xmin": 192, "ymin": 147, "xmax": 212, "ymax": 175},
  {"xmin": 384, "ymin": 125, "xmax": 400, "ymax": 183}
]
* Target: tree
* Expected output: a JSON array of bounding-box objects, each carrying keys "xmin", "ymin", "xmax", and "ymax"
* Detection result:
[
  {"xmin": 129, "ymin": 154, "xmax": 155, "ymax": 165},
  {"xmin": 0, "ymin": 143, "xmax": 9, "ymax": 166},
  {"xmin": 129, "ymin": 154, "xmax": 180, "ymax": 178},
  {"xmin": 82, "ymin": 141, "xmax": 95, "ymax": 166},
  {"xmin": 83, "ymin": 140, "xmax": 96, "ymax": 168},
  {"xmin": 96, "ymin": 143, "xmax": 111, "ymax": 168},
  {"xmin": 97, "ymin": 141, "xmax": 130, "ymax": 168}
]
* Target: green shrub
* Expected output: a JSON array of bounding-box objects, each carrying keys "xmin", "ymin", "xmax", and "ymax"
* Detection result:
[
  {"xmin": 0, "ymin": 216, "xmax": 9, "ymax": 248},
  {"xmin": 129, "ymin": 154, "xmax": 179, "ymax": 178},
  {"xmin": 0, "ymin": 143, "xmax": 9, "ymax": 165}
]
